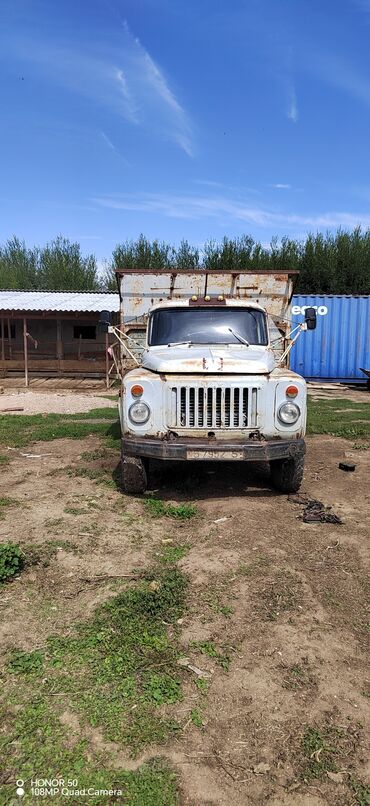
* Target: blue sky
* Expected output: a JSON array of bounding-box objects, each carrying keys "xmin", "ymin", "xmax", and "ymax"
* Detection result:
[{"xmin": 1, "ymin": 0, "xmax": 370, "ymax": 263}]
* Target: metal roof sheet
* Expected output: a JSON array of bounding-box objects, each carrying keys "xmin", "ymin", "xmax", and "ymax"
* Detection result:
[{"xmin": 0, "ymin": 290, "xmax": 120, "ymax": 313}]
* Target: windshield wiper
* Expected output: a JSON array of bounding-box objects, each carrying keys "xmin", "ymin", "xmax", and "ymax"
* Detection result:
[
  {"xmin": 166, "ymin": 341, "xmax": 193, "ymax": 347},
  {"xmin": 228, "ymin": 327, "xmax": 250, "ymax": 346}
]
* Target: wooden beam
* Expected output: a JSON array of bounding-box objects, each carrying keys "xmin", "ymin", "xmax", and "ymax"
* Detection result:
[
  {"xmin": 0, "ymin": 358, "xmax": 106, "ymax": 372},
  {"xmin": 7, "ymin": 318, "xmax": 12, "ymax": 359},
  {"xmin": 56, "ymin": 319, "xmax": 63, "ymax": 376},
  {"xmin": 105, "ymin": 332, "xmax": 110, "ymax": 389},
  {"xmin": 0, "ymin": 318, "xmax": 4, "ymax": 379},
  {"xmin": 23, "ymin": 317, "xmax": 28, "ymax": 387}
]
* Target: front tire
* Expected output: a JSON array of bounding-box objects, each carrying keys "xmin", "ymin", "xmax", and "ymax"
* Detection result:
[
  {"xmin": 121, "ymin": 455, "xmax": 147, "ymax": 494},
  {"xmin": 270, "ymin": 454, "xmax": 305, "ymax": 493}
]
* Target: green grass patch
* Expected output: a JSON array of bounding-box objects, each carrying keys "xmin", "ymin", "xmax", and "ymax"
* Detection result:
[
  {"xmin": 0, "ymin": 453, "xmax": 10, "ymax": 465},
  {"xmin": 195, "ymin": 677, "xmax": 209, "ymax": 693},
  {"xmin": 350, "ymin": 777, "xmax": 370, "ymax": 806},
  {"xmin": 159, "ymin": 545, "xmax": 189, "ymax": 564},
  {"xmin": 64, "ymin": 506, "xmax": 89, "ymax": 516},
  {"xmin": 5, "ymin": 567, "xmax": 187, "ymax": 757},
  {"xmin": 22, "ymin": 539, "xmax": 78, "ymax": 567},
  {"xmin": 0, "ymin": 411, "xmax": 120, "ymax": 449},
  {"xmin": 302, "ymin": 727, "xmax": 338, "ymax": 779},
  {"xmin": 145, "ymin": 498, "xmax": 197, "ymax": 520},
  {"xmin": 0, "ymin": 697, "xmax": 178, "ymax": 805},
  {"xmin": 8, "ymin": 648, "xmax": 44, "ymax": 677},
  {"xmin": 0, "ymin": 541, "xmax": 24, "ymax": 582},
  {"xmin": 80, "ymin": 448, "xmax": 110, "ymax": 461},
  {"xmin": 190, "ymin": 708, "xmax": 203, "ymax": 728},
  {"xmin": 301, "ymin": 722, "xmax": 360, "ymax": 786},
  {"xmin": 190, "ymin": 640, "xmax": 230, "ymax": 671},
  {"xmin": 65, "ymin": 465, "xmax": 119, "ymax": 490},
  {"xmin": 307, "ymin": 399, "xmax": 370, "ymax": 439}
]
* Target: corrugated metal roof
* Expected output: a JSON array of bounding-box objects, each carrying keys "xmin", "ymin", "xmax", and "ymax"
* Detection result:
[{"xmin": 0, "ymin": 290, "xmax": 120, "ymax": 313}]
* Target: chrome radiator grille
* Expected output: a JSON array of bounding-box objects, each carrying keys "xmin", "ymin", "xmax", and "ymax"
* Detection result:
[{"xmin": 168, "ymin": 385, "xmax": 259, "ymax": 429}]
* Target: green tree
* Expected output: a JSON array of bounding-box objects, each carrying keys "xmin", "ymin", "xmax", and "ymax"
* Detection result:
[
  {"xmin": 174, "ymin": 239, "xmax": 200, "ymax": 270},
  {"xmin": 0, "ymin": 237, "xmax": 38, "ymax": 289},
  {"xmin": 38, "ymin": 236, "xmax": 98, "ymax": 290}
]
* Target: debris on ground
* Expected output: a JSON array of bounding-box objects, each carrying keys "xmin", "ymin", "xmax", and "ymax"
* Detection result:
[
  {"xmin": 289, "ymin": 494, "xmax": 343, "ymax": 524},
  {"xmin": 327, "ymin": 771, "xmax": 346, "ymax": 783},
  {"xmin": 177, "ymin": 657, "xmax": 211, "ymax": 678},
  {"xmin": 339, "ymin": 461, "xmax": 356, "ymax": 472},
  {"xmin": 253, "ymin": 763, "xmax": 270, "ymax": 775},
  {"xmin": 302, "ymin": 500, "xmax": 343, "ymax": 524}
]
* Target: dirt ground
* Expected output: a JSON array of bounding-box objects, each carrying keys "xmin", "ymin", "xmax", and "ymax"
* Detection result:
[
  {"xmin": 0, "ymin": 428, "xmax": 369, "ymax": 805},
  {"xmin": 0, "ymin": 389, "xmax": 117, "ymax": 415}
]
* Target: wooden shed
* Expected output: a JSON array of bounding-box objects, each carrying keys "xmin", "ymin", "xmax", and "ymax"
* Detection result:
[{"xmin": 0, "ymin": 290, "xmax": 120, "ymax": 386}]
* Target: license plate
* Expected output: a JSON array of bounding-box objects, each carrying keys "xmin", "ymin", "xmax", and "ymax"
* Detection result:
[{"xmin": 187, "ymin": 449, "xmax": 244, "ymax": 460}]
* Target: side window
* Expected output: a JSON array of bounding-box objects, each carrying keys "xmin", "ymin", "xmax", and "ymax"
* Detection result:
[{"xmin": 73, "ymin": 325, "xmax": 97, "ymax": 340}]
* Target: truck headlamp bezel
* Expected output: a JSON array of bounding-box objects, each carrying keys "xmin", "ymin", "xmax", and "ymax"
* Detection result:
[
  {"xmin": 128, "ymin": 401, "xmax": 151, "ymax": 425},
  {"xmin": 277, "ymin": 401, "xmax": 300, "ymax": 425}
]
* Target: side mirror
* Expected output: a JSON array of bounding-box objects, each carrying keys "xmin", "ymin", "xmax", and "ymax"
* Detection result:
[
  {"xmin": 305, "ymin": 307, "xmax": 317, "ymax": 330},
  {"xmin": 98, "ymin": 310, "xmax": 111, "ymax": 333}
]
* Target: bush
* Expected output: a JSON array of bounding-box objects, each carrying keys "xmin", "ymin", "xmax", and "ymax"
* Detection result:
[{"xmin": 0, "ymin": 542, "xmax": 24, "ymax": 582}]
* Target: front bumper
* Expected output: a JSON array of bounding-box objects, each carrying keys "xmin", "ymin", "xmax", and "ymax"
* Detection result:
[{"xmin": 122, "ymin": 435, "xmax": 306, "ymax": 462}]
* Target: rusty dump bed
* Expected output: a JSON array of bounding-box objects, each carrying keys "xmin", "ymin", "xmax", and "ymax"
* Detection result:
[{"xmin": 115, "ymin": 269, "xmax": 298, "ymax": 332}]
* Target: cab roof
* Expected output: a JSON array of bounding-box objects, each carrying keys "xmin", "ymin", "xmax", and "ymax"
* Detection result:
[{"xmin": 149, "ymin": 298, "xmax": 266, "ymax": 314}]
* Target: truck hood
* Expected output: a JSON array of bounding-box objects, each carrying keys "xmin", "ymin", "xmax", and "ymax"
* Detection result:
[{"xmin": 142, "ymin": 345, "xmax": 276, "ymax": 374}]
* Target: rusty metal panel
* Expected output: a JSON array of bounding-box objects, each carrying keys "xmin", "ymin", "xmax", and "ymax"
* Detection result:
[{"xmin": 117, "ymin": 271, "xmax": 295, "ymax": 326}]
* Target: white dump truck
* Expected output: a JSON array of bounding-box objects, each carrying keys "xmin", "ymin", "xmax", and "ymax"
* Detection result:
[{"xmin": 101, "ymin": 270, "xmax": 316, "ymax": 494}]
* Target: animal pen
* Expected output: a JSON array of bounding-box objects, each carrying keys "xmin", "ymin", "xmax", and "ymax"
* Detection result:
[{"xmin": 0, "ymin": 291, "xmax": 120, "ymax": 387}]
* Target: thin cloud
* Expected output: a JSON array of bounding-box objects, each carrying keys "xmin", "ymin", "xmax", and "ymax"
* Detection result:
[
  {"xmin": 101, "ymin": 132, "xmax": 118, "ymax": 152},
  {"xmin": 270, "ymin": 183, "xmax": 292, "ymax": 190},
  {"xmin": 193, "ymin": 179, "xmax": 226, "ymax": 188},
  {"xmin": 124, "ymin": 24, "xmax": 193, "ymax": 155},
  {"xmin": 306, "ymin": 51, "xmax": 370, "ymax": 108},
  {"xmin": 92, "ymin": 192, "xmax": 370, "ymax": 231},
  {"xmin": 287, "ymin": 85, "xmax": 298, "ymax": 123},
  {"xmin": 100, "ymin": 131, "xmax": 131, "ymax": 166},
  {"xmin": 3, "ymin": 25, "xmax": 193, "ymax": 156},
  {"xmin": 114, "ymin": 69, "xmax": 139, "ymax": 123}
]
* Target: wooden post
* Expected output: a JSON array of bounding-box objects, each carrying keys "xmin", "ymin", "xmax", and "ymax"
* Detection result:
[
  {"xmin": 23, "ymin": 317, "xmax": 29, "ymax": 387},
  {"xmin": 7, "ymin": 318, "xmax": 12, "ymax": 358},
  {"xmin": 0, "ymin": 318, "xmax": 4, "ymax": 379},
  {"xmin": 56, "ymin": 319, "xmax": 63, "ymax": 376},
  {"xmin": 105, "ymin": 332, "xmax": 109, "ymax": 389}
]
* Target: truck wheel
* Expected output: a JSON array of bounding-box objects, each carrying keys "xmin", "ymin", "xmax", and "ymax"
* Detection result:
[
  {"xmin": 270, "ymin": 454, "xmax": 305, "ymax": 494},
  {"xmin": 121, "ymin": 455, "xmax": 147, "ymax": 494}
]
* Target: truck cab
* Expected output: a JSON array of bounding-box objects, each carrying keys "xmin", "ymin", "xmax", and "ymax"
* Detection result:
[{"xmin": 109, "ymin": 270, "xmax": 315, "ymax": 495}]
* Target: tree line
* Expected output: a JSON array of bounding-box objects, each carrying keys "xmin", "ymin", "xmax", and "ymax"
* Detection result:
[{"xmin": 1, "ymin": 230, "xmax": 369, "ymax": 294}]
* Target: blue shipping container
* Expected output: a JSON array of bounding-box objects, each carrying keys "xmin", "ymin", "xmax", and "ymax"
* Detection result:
[{"xmin": 290, "ymin": 295, "xmax": 370, "ymax": 383}]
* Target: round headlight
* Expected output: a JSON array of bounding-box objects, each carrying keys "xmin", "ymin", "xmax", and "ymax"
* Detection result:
[
  {"xmin": 129, "ymin": 401, "xmax": 150, "ymax": 424},
  {"xmin": 277, "ymin": 401, "xmax": 300, "ymax": 425}
]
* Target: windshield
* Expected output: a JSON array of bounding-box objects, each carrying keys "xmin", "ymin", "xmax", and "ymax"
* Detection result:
[{"xmin": 148, "ymin": 307, "xmax": 268, "ymax": 346}]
